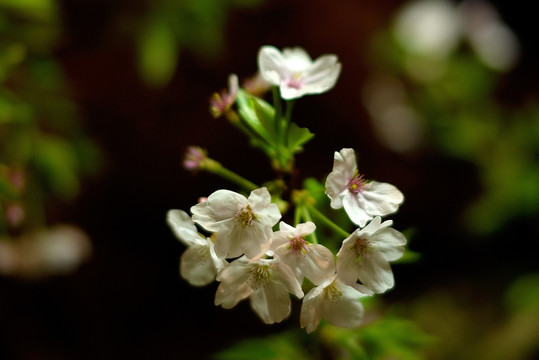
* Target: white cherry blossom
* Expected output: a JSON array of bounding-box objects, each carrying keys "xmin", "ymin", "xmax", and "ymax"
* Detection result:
[
  {"xmin": 215, "ymin": 255, "xmax": 304, "ymax": 324},
  {"xmin": 270, "ymin": 221, "xmax": 335, "ymax": 285},
  {"xmin": 257, "ymin": 45, "xmax": 342, "ymax": 100},
  {"xmin": 337, "ymin": 216, "xmax": 407, "ymax": 293},
  {"xmin": 325, "ymin": 148, "xmax": 404, "ymax": 227},
  {"xmin": 300, "ymin": 274, "xmax": 371, "ymax": 333},
  {"xmin": 166, "ymin": 209, "xmax": 227, "ymax": 286},
  {"xmin": 190, "ymin": 187, "xmax": 281, "ymax": 259}
]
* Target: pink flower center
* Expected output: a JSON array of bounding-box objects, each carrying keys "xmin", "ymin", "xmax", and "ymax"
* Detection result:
[
  {"xmin": 286, "ymin": 74, "xmax": 303, "ymax": 89},
  {"xmin": 289, "ymin": 236, "xmax": 309, "ymax": 256},
  {"xmin": 348, "ymin": 174, "xmax": 367, "ymax": 194}
]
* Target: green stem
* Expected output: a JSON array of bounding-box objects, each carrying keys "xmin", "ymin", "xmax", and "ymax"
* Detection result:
[
  {"xmin": 283, "ymin": 99, "xmax": 295, "ymax": 146},
  {"xmin": 272, "ymin": 86, "xmax": 283, "ymax": 140},
  {"xmin": 204, "ymin": 158, "xmax": 258, "ymax": 191},
  {"xmin": 301, "ymin": 206, "xmax": 318, "ymax": 244},
  {"xmin": 307, "ymin": 204, "xmax": 350, "ymax": 239},
  {"xmin": 293, "ymin": 206, "xmax": 302, "ymax": 226}
]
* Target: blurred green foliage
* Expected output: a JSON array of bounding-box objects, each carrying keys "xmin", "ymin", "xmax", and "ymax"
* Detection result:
[
  {"xmin": 0, "ymin": 0, "xmax": 100, "ymax": 235},
  {"xmin": 135, "ymin": 0, "xmax": 264, "ymax": 87}
]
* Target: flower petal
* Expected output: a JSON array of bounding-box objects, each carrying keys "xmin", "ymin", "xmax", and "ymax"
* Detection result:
[
  {"xmin": 300, "ymin": 285, "xmax": 326, "ymax": 333},
  {"xmin": 166, "ymin": 209, "xmax": 203, "ymax": 246},
  {"xmin": 249, "ymin": 283, "xmax": 291, "ymax": 324},
  {"xmin": 248, "ymin": 187, "xmax": 281, "ymax": 227},
  {"xmin": 281, "ymin": 47, "xmax": 312, "ymax": 72},
  {"xmin": 357, "ymin": 253, "xmax": 395, "ymax": 293},
  {"xmin": 336, "ymin": 236, "xmax": 361, "ymax": 286},
  {"xmin": 180, "ymin": 245, "xmax": 216, "ymax": 286},
  {"xmin": 191, "ymin": 189, "xmax": 246, "ymax": 232},
  {"xmin": 258, "ymin": 45, "xmax": 286, "ymax": 85},
  {"xmin": 323, "ymin": 282, "xmax": 366, "ymax": 329},
  {"xmin": 272, "ymin": 260, "xmax": 304, "ymax": 299},
  {"xmin": 241, "ymin": 222, "xmax": 273, "ymax": 259},
  {"xmin": 362, "ymin": 181, "xmax": 404, "ymax": 217},
  {"xmin": 371, "ymin": 227, "xmax": 407, "ymax": 262},
  {"xmin": 215, "ymin": 258, "xmax": 253, "ymax": 308},
  {"xmin": 325, "ymin": 170, "xmax": 347, "ymax": 208},
  {"xmin": 343, "ymin": 193, "xmax": 373, "ymax": 227},
  {"xmin": 302, "ymin": 55, "xmax": 342, "ymax": 93},
  {"xmin": 301, "ymin": 243, "xmax": 336, "ymax": 285}
]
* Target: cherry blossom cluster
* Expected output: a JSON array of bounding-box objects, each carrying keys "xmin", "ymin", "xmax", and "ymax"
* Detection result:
[{"xmin": 167, "ymin": 46, "xmax": 407, "ymax": 333}]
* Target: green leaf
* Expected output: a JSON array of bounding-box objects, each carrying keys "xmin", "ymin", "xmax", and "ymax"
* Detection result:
[
  {"xmin": 287, "ymin": 122, "xmax": 314, "ymax": 154},
  {"xmin": 236, "ymin": 90, "xmax": 275, "ymax": 145},
  {"xmin": 137, "ymin": 17, "xmax": 178, "ymax": 88}
]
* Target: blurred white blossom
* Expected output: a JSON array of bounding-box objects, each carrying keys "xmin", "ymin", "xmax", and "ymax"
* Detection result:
[
  {"xmin": 0, "ymin": 225, "xmax": 92, "ymax": 279},
  {"xmin": 258, "ymin": 45, "xmax": 341, "ymax": 100}
]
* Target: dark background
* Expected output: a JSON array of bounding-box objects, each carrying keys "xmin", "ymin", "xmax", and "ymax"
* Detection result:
[{"xmin": 1, "ymin": 0, "xmax": 537, "ymax": 358}]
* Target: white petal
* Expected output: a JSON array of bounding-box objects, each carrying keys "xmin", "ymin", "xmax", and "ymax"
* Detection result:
[
  {"xmin": 356, "ymin": 216, "xmax": 384, "ymax": 236},
  {"xmin": 336, "ymin": 237, "xmax": 361, "ymax": 286},
  {"xmin": 300, "ymin": 285, "xmax": 326, "ymax": 333},
  {"xmin": 241, "ymin": 222, "xmax": 273, "ymax": 259},
  {"xmin": 371, "ymin": 227, "xmax": 406, "ymax": 262},
  {"xmin": 249, "ymin": 283, "xmax": 291, "ymax": 324},
  {"xmin": 357, "ymin": 253, "xmax": 395, "ymax": 293},
  {"xmin": 180, "ymin": 245, "xmax": 216, "ymax": 286},
  {"xmin": 361, "ymin": 181, "xmax": 404, "ymax": 217},
  {"xmin": 191, "ymin": 190, "xmax": 246, "ymax": 232},
  {"xmin": 258, "ymin": 46, "xmax": 285, "ymax": 85},
  {"xmin": 325, "ymin": 171, "xmax": 347, "ymax": 208},
  {"xmin": 249, "ymin": 187, "xmax": 281, "ymax": 227},
  {"xmin": 343, "ymin": 194, "xmax": 372, "ymax": 227},
  {"xmin": 166, "ymin": 209, "xmax": 202, "ymax": 246},
  {"xmin": 302, "ymin": 55, "xmax": 341, "ymax": 93},
  {"xmin": 215, "ymin": 258, "xmax": 253, "ymax": 308},
  {"xmin": 269, "ymin": 231, "xmax": 290, "ymax": 250},
  {"xmin": 324, "ymin": 282, "xmax": 366, "ymax": 329},
  {"xmin": 213, "ymin": 222, "xmax": 239, "ymax": 258},
  {"xmin": 272, "ymin": 260, "xmax": 304, "ymax": 298},
  {"xmin": 281, "ymin": 47, "xmax": 313, "ymax": 72},
  {"xmin": 296, "ymin": 221, "xmax": 316, "ymax": 236},
  {"xmin": 278, "ymin": 221, "xmax": 296, "ymax": 233},
  {"xmin": 336, "ymin": 148, "xmax": 358, "ymax": 180},
  {"xmin": 301, "ymin": 243, "xmax": 336, "ymax": 285}
]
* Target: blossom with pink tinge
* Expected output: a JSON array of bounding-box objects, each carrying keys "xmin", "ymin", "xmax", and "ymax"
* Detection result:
[
  {"xmin": 300, "ymin": 274, "xmax": 371, "ymax": 333},
  {"xmin": 215, "ymin": 255, "xmax": 303, "ymax": 324},
  {"xmin": 325, "ymin": 148, "xmax": 404, "ymax": 227},
  {"xmin": 270, "ymin": 221, "xmax": 335, "ymax": 285},
  {"xmin": 336, "ymin": 216, "xmax": 406, "ymax": 293},
  {"xmin": 191, "ymin": 187, "xmax": 281, "ymax": 259},
  {"xmin": 257, "ymin": 45, "xmax": 341, "ymax": 100}
]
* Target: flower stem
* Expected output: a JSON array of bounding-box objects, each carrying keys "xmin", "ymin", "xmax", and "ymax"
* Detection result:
[
  {"xmin": 272, "ymin": 86, "xmax": 283, "ymax": 140},
  {"xmin": 307, "ymin": 204, "xmax": 350, "ymax": 238},
  {"xmin": 300, "ymin": 206, "xmax": 318, "ymax": 244},
  {"xmin": 283, "ymin": 99, "xmax": 295, "ymax": 146},
  {"xmin": 203, "ymin": 158, "xmax": 258, "ymax": 191},
  {"xmin": 293, "ymin": 206, "xmax": 302, "ymax": 226}
]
